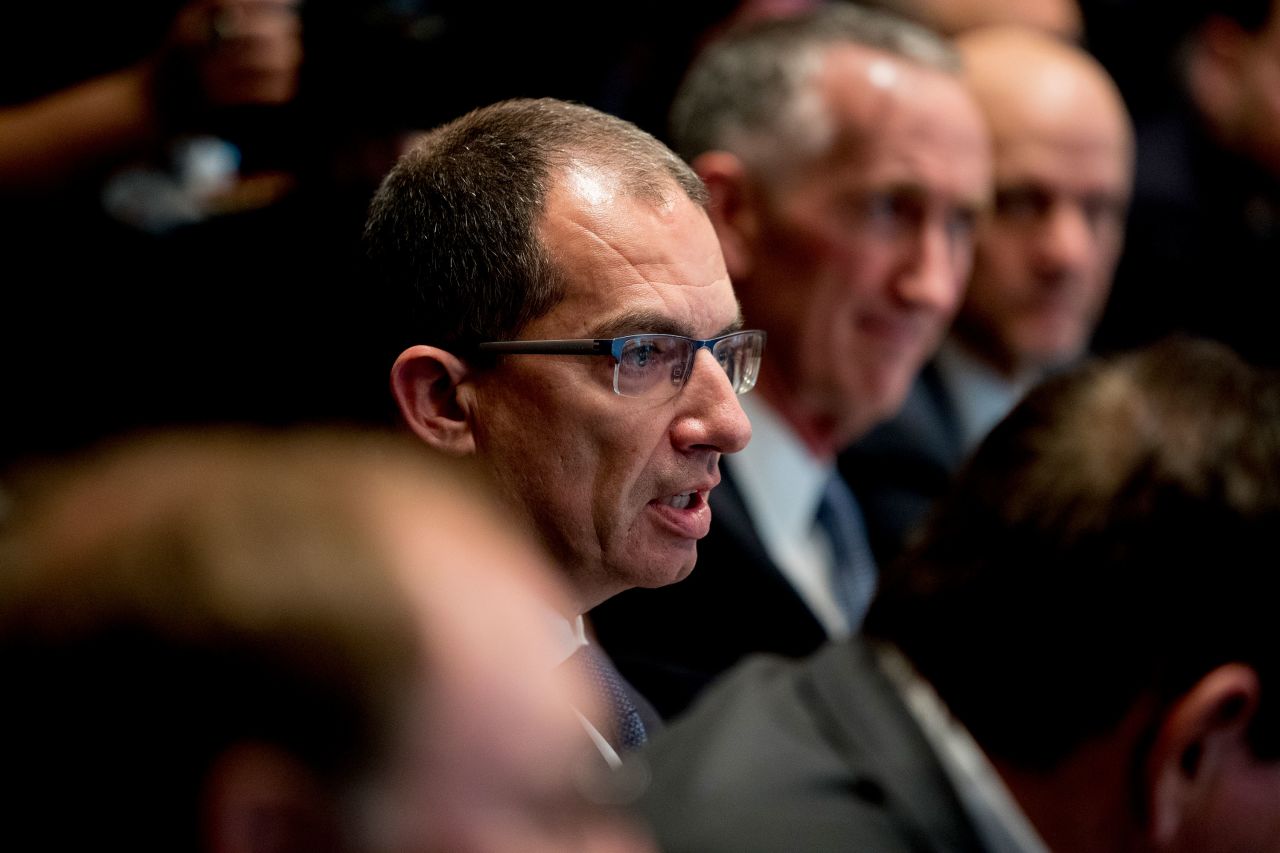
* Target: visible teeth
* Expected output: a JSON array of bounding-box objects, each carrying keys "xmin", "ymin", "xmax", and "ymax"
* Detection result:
[{"xmin": 665, "ymin": 492, "xmax": 694, "ymax": 510}]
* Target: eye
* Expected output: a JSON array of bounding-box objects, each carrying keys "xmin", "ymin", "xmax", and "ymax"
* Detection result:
[
  {"xmin": 620, "ymin": 337, "xmax": 683, "ymax": 372},
  {"xmin": 995, "ymin": 186, "xmax": 1052, "ymax": 224},
  {"xmin": 947, "ymin": 206, "xmax": 978, "ymax": 241},
  {"xmin": 630, "ymin": 342, "xmax": 658, "ymax": 367},
  {"xmin": 1081, "ymin": 194, "xmax": 1127, "ymax": 234}
]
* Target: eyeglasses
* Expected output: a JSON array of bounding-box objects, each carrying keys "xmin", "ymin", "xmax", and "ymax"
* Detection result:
[{"xmin": 477, "ymin": 329, "xmax": 766, "ymax": 401}]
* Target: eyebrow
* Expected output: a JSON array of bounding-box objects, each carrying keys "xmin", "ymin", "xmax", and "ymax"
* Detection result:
[
  {"xmin": 865, "ymin": 182, "xmax": 991, "ymax": 214},
  {"xmin": 589, "ymin": 305, "xmax": 745, "ymax": 340}
]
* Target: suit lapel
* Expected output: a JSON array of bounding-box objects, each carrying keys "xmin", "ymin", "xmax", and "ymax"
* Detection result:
[{"xmin": 803, "ymin": 640, "xmax": 986, "ymax": 851}]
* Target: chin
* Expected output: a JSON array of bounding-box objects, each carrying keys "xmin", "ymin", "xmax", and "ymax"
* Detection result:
[
  {"xmin": 629, "ymin": 548, "xmax": 698, "ymax": 590},
  {"xmin": 864, "ymin": 371, "xmax": 916, "ymax": 422},
  {"xmin": 1021, "ymin": 337, "xmax": 1085, "ymax": 372}
]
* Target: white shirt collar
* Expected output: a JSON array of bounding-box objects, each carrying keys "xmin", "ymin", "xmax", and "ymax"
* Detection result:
[
  {"xmin": 935, "ymin": 338, "xmax": 1038, "ymax": 454},
  {"xmin": 728, "ymin": 394, "xmax": 850, "ymax": 637},
  {"xmin": 877, "ymin": 644, "xmax": 1051, "ymax": 853},
  {"xmin": 731, "ymin": 394, "xmax": 831, "ymax": 546},
  {"xmin": 548, "ymin": 611, "xmax": 588, "ymax": 666},
  {"xmin": 547, "ymin": 611, "xmax": 622, "ymax": 767}
]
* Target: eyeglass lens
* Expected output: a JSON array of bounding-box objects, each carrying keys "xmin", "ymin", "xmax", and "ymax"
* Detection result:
[{"xmin": 614, "ymin": 332, "xmax": 762, "ymax": 399}]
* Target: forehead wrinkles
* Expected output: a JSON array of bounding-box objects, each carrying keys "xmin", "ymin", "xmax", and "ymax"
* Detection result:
[{"xmin": 535, "ymin": 182, "xmax": 731, "ymax": 334}]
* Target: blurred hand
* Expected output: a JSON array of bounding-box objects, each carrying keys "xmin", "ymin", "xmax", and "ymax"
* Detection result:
[{"xmin": 169, "ymin": 0, "xmax": 302, "ymax": 107}]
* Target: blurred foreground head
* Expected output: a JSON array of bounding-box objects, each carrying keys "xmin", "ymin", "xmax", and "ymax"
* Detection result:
[
  {"xmin": 0, "ymin": 430, "xmax": 651, "ymax": 852},
  {"xmin": 868, "ymin": 337, "xmax": 1280, "ymax": 851},
  {"xmin": 860, "ymin": 0, "xmax": 1083, "ymax": 40}
]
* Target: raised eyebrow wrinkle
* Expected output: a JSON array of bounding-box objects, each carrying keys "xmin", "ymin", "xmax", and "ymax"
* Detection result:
[
  {"xmin": 591, "ymin": 309, "xmax": 695, "ymax": 339},
  {"xmin": 593, "ymin": 305, "xmax": 745, "ymax": 340},
  {"xmin": 715, "ymin": 310, "xmax": 746, "ymax": 338}
]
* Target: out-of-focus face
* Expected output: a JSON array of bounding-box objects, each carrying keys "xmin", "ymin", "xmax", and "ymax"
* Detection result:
[
  {"xmin": 956, "ymin": 31, "xmax": 1133, "ymax": 377},
  {"xmin": 468, "ymin": 166, "xmax": 751, "ymax": 610},
  {"xmin": 1176, "ymin": 755, "xmax": 1280, "ymax": 853},
  {"xmin": 1231, "ymin": 7, "xmax": 1280, "ymax": 178},
  {"xmin": 736, "ymin": 45, "xmax": 990, "ymax": 453},
  {"xmin": 379, "ymin": 493, "xmax": 657, "ymax": 853},
  {"xmin": 909, "ymin": 0, "xmax": 1083, "ymax": 39}
]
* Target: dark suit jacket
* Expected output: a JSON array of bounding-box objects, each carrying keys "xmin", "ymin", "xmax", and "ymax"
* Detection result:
[
  {"xmin": 841, "ymin": 361, "xmax": 966, "ymax": 568},
  {"xmin": 637, "ymin": 639, "xmax": 985, "ymax": 853},
  {"xmin": 590, "ymin": 466, "xmax": 828, "ymax": 720}
]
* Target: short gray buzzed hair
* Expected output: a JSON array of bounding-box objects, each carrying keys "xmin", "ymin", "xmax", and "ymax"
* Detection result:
[
  {"xmin": 366, "ymin": 98, "xmax": 708, "ymax": 353},
  {"xmin": 670, "ymin": 5, "xmax": 960, "ymax": 170}
]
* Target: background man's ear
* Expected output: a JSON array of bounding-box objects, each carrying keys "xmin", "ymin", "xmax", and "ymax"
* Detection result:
[
  {"xmin": 693, "ymin": 151, "xmax": 760, "ymax": 282},
  {"xmin": 1146, "ymin": 663, "xmax": 1261, "ymax": 849},
  {"xmin": 203, "ymin": 742, "xmax": 334, "ymax": 853},
  {"xmin": 1188, "ymin": 16, "xmax": 1251, "ymax": 117},
  {"xmin": 390, "ymin": 345, "xmax": 477, "ymax": 455}
]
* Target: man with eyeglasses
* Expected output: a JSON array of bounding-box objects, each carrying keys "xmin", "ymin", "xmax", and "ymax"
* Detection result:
[
  {"xmin": 365, "ymin": 97, "xmax": 756, "ymax": 754},
  {"xmin": 592, "ymin": 6, "xmax": 991, "ymax": 720}
]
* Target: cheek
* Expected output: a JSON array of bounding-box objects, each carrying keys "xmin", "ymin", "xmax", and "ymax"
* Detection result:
[
  {"xmin": 974, "ymin": 229, "xmax": 1033, "ymax": 291},
  {"xmin": 1095, "ymin": 226, "xmax": 1126, "ymax": 282},
  {"xmin": 583, "ymin": 410, "xmax": 672, "ymax": 522}
]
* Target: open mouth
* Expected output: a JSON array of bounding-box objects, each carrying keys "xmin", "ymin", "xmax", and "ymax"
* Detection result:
[
  {"xmin": 661, "ymin": 491, "xmax": 696, "ymax": 510},
  {"xmin": 648, "ymin": 489, "xmax": 713, "ymax": 540}
]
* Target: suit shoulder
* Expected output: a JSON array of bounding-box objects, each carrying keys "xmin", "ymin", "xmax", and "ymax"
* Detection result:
[{"xmin": 638, "ymin": 647, "xmax": 926, "ymax": 853}]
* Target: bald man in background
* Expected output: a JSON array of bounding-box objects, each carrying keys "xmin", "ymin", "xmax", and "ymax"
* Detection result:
[
  {"xmin": 844, "ymin": 26, "xmax": 1134, "ymax": 566},
  {"xmin": 860, "ymin": 0, "xmax": 1083, "ymax": 39}
]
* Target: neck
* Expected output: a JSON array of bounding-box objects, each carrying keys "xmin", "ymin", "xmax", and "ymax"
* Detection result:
[
  {"xmin": 949, "ymin": 327, "xmax": 1064, "ymax": 392},
  {"xmin": 990, "ymin": 699, "xmax": 1156, "ymax": 853},
  {"xmin": 949, "ymin": 324, "xmax": 1026, "ymax": 383}
]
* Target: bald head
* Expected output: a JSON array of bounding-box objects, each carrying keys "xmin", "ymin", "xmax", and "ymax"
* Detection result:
[
  {"xmin": 958, "ymin": 27, "xmax": 1130, "ymax": 158},
  {"xmin": 872, "ymin": 0, "xmax": 1082, "ymax": 39},
  {"xmin": 951, "ymin": 27, "xmax": 1133, "ymax": 378}
]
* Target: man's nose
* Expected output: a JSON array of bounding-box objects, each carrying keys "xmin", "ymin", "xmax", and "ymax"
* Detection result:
[
  {"xmin": 1034, "ymin": 202, "xmax": 1093, "ymax": 277},
  {"xmin": 893, "ymin": 218, "xmax": 967, "ymax": 314},
  {"xmin": 670, "ymin": 348, "xmax": 752, "ymax": 455}
]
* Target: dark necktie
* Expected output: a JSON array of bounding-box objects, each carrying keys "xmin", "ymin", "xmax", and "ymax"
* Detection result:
[
  {"xmin": 814, "ymin": 473, "xmax": 879, "ymax": 630},
  {"xmin": 566, "ymin": 643, "xmax": 649, "ymax": 750}
]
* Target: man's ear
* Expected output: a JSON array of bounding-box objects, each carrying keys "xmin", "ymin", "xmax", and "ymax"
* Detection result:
[
  {"xmin": 390, "ymin": 345, "xmax": 477, "ymax": 455},
  {"xmin": 693, "ymin": 150, "xmax": 760, "ymax": 282},
  {"xmin": 1200, "ymin": 16, "xmax": 1250, "ymax": 75},
  {"xmin": 1146, "ymin": 663, "xmax": 1261, "ymax": 848},
  {"xmin": 1188, "ymin": 16, "xmax": 1251, "ymax": 114},
  {"xmin": 203, "ymin": 742, "xmax": 334, "ymax": 853}
]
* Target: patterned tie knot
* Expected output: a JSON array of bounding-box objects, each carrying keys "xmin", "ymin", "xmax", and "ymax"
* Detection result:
[{"xmin": 568, "ymin": 643, "xmax": 648, "ymax": 750}]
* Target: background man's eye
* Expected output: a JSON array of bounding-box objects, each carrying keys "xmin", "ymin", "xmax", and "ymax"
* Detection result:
[{"xmin": 995, "ymin": 187, "xmax": 1051, "ymax": 222}]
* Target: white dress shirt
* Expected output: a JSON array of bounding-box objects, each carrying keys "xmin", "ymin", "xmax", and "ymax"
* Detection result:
[
  {"xmin": 728, "ymin": 394, "xmax": 852, "ymax": 639},
  {"xmin": 878, "ymin": 645, "xmax": 1051, "ymax": 853},
  {"xmin": 934, "ymin": 339, "xmax": 1039, "ymax": 454}
]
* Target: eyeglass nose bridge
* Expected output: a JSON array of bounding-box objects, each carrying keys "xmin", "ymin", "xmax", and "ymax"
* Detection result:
[
  {"xmin": 671, "ymin": 333, "xmax": 764, "ymax": 398},
  {"xmin": 676, "ymin": 338, "xmax": 731, "ymax": 387},
  {"xmin": 664, "ymin": 339, "xmax": 703, "ymax": 391}
]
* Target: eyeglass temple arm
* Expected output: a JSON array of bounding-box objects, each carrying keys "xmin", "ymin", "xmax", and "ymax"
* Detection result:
[{"xmin": 476, "ymin": 339, "xmax": 612, "ymax": 356}]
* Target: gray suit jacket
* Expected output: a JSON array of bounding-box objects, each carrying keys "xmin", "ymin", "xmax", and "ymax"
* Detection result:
[{"xmin": 637, "ymin": 639, "xmax": 984, "ymax": 853}]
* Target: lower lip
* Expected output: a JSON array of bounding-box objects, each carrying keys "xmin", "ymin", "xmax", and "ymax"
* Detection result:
[
  {"xmin": 647, "ymin": 492, "xmax": 712, "ymax": 539},
  {"xmin": 860, "ymin": 317, "xmax": 922, "ymax": 351}
]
